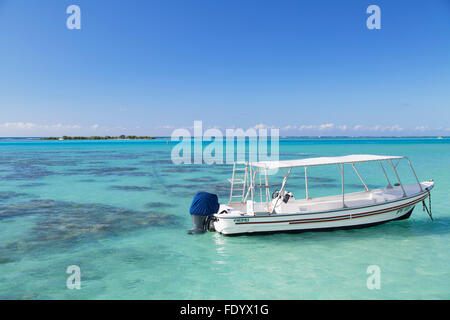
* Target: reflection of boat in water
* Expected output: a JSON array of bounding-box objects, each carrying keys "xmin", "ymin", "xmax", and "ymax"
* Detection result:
[{"xmin": 189, "ymin": 155, "xmax": 434, "ymax": 235}]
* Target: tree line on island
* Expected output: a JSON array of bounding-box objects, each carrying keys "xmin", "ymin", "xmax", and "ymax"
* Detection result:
[{"xmin": 42, "ymin": 135, "xmax": 156, "ymax": 140}]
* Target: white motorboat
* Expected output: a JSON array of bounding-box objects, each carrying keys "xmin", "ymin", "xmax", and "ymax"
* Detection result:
[{"xmin": 204, "ymin": 155, "xmax": 434, "ymax": 235}]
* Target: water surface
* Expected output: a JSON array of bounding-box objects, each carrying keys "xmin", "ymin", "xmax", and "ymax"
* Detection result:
[{"xmin": 0, "ymin": 138, "xmax": 448, "ymax": 299}]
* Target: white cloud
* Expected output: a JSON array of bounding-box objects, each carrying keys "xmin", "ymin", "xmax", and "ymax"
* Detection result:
[
  {"xmin": 154, "ymin": 125, "xmax": 175, "ymax": 130},
  {"xmin": 280, "ymin": 125, "xmax": 297, "ymax": 131},
  {"xmin": 253, "ymin": 123, "xmax": 273, "ymax": 130},
  {"xmin": 251, "ymin": 123, "xmax": 450, "ymax": 135},
  {"xmin": 0, "ymin": 122, "xmax": 100, "ymax": 137},
  {"xmin": 374, "ymin": 124, "xmax": 404, "ymax": 132},
  {"xmin": 0, "ymin": 122, "xmax": 36, "ymax": 129},
  {"xmin": 349, "ymin": 124, "xmax": 404, "ymax": 132},
  {"xmin": 318, "ymin": 123, "xmax": 335, "ymax": 130},
  {"xmin": 0, "ymin": 122, "xmax": 83, "ymax": 131},
  {"xmin": 296, "ymin": 123, "xmax": 347, "ymax": 132},
  {"xmin": 298, "ymin": 125, "xmax": 314, "ymax": 130},
  {"xmin": 415, "ymin": 126, "xmax": 430, "ymax": 132}
]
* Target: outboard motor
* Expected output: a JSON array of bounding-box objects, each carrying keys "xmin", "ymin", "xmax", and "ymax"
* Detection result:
[{"xmin": 188, "ymin": 192, "xmax": 219, "ymax": 234}]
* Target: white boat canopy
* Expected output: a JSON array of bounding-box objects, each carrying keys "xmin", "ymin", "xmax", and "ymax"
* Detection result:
[
  {"xmin": 228, "ymin": 154, "xmax": 423, "ymax": 215},
  {"xmin": 251, "ymin": 154, "xmax": 404, "ymax": 169}
]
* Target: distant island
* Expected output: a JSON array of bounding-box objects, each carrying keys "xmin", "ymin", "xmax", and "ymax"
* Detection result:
[{"xmin": 41, "ymin": 135, "xmax": 156, "ymax": 140}]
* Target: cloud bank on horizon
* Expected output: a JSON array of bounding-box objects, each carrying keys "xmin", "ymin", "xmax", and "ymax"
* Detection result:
[{"xmin": 1, "ymin": 121, "xmax": 449, "ymax": 137}]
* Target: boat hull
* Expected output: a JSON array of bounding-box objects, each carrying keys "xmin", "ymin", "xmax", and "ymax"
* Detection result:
[{"xmin": 213, "ymin": 191, "xmax": 429, "ymax": 235}]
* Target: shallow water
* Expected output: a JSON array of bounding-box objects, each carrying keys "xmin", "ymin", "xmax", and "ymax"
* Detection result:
[{"xmin": 0, "ymin": 138, "xmax": 448, "ymax": 299}]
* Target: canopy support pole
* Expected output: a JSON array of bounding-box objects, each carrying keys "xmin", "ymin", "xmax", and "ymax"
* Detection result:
[
  {"xmin": 264, "ymin": 168, "xmax": 270, "ymax": 212},
  {"xmin": 389, "ymin": 160, "xmax": 407, "ymax": 197},
  {"xmin": 405, "ymin": 157, "xmax": 423, "ymax": 192},
  {"xmin": 229, "ymin": 162, "xmax": 235, "ymax": 203},
  {"xmin": 379, "ymin": 160, "xmax": 392, "ymax": 188},
  {"xmin": 305, "ymin": 167, "xmax": 311, "ymax": 200},
  {"xmin": 244, "ymin": 165, "xmax": 255, "ymax": 203},
  {"xmin": 250, "ymin": 166, "xmax": 259, "ymax": 214},
  {"xmin": 337, "ymin": 164, "xmax": 346, "ymax": 208},
  {"xmin": 270, "ymin": 167, "xmax": 292, "ymax": 214},
  {"xmin": 352, "ymin": 163, "xmax": 369, "ymax": 191}
]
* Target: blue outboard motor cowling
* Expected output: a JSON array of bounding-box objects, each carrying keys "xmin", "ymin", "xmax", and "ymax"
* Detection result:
[{"xmin": 188, "ymin": 192, "xmax": 219, "ymax": 234}]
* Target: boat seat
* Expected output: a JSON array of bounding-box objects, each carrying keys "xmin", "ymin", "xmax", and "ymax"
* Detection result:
[
  {"xmin": 370, "ymin": 190, "xmax": 398, "ymax": 203},
  {"xmin": 274, "ymin": 202, "xmax": 301, "ymax": 214}
]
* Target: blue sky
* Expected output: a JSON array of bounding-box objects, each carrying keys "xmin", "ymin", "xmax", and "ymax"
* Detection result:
[{"xmin": 0, "ymin": 0, "xmax": 449, "ymax": 136}]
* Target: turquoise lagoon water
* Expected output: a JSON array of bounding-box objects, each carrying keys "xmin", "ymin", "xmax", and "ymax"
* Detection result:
[{"xmin": 0, "ymin": 138, "xmax": 449, "ymax": 299}]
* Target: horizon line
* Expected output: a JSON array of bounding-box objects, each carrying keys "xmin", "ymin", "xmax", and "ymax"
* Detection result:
[{"xmin": 0, "ymin": 135, "xmax": 448, "ymax": 139}]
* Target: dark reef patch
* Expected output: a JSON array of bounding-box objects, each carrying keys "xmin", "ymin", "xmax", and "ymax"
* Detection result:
[
  {"xmin": 110, "ymin": 185, "xmax": 153, "ymax": 191},
  {"xmin": 17, "ymin": 183, "xmax": 47, "ymax": 188},
  {"xmin": 163, "ymin": 166, "xmax": 201, "ymax": 173},
  {"xmin": 308, "ymin": 183, "xmax": 339, "ymax": 189},
  {"xmin": 139, "ymin": 159, "xmax": 174, "ymax": 165},
  {"xmin": 145, "ymin": 202, "xmax": 176, "ymax": 209},
  {"xmin": 346, "ymin": 184, "xmax": 382, "ymax": 190},
  {"xmin": 0, "ymin": 191, "xmax": 29, "ymax": 200},
  {"xmin": 8, "ymin": 158, "xmax": 79, "ymax": 167},
  {"xmin": 88, "ymin": 161, "xmax": 107, "ymax": 165},
  {"xmin": 0, "ymin": 199, "xmax": 180, "ymax": 255},
  {"xmin": 165, "ymin": 182, "xmax": 230, "ymax": 198},
  {"xmin": 4, "ymin": 165, "xmax": 54, "ymax": 180},
  {"xmin": 0, "ymin": 257, "xmax": 15, "ymax": 264},
  {"xmin": 289, "ymin": 175, "xmax": 336, "ymax": 183},
  {"xmin": 78, "ymin": 179, "xmax": 97, "ymax": 183},
  {"xmin": 65, "ymin": 166, "xmax": 151, "ymax": 177},
  {"xmin": 183, "ymin": 176, "xmax": 220, "ymax": 183}
]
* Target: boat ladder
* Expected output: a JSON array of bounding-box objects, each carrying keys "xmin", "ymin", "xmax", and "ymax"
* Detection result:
[
  {"xmin": 228, "ymin": 162, "xmax": 248, "ymax": 203},
  {"xmin": 254, "ymin": 167, "xmax": 271, "ymax": 212},
  {"xmin": 244, "ymin": 165, "xmax": 271, "ymax": 212}
]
